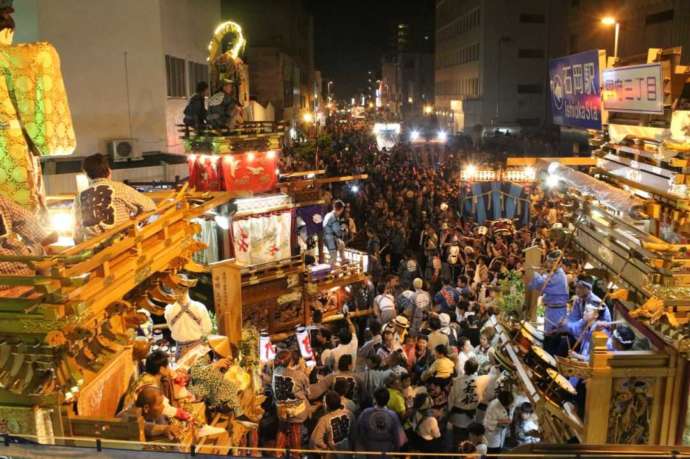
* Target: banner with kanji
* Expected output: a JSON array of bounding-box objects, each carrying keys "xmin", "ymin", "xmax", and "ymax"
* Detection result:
[
  {"xmin": 220, "ymin": 151, "xmax": 279, "ymax": 194},
  {"xmin": 232, "ymin": 210, "xmax": 291, "ymax": 265}
]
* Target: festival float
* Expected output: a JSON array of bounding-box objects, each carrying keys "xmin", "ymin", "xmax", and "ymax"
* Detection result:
[
  {"xmin": 490, "ymin": 47, "xmax": 690, "ymax": 451},
  {"xmin": 0, "ymin": 12, "xmax": 367, "ymax": 454}
]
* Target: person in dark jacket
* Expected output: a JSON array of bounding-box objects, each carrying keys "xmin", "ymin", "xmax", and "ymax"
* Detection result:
[
  {"xmin": 183, "ymin": 81, "xmax": 209, "ymax": 130},
  {"xmin": 323, "ymin": 200, "xmax": 346, "ymax": 265}
]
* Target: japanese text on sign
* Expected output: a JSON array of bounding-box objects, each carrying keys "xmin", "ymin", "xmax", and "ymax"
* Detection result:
[
  {"xmin": 549, "ymin": 50, "xmax": 603, "ymax": 130},
  {"xmin": 602, "ymin": 63, "xmax": 663, "ymax": 114}
]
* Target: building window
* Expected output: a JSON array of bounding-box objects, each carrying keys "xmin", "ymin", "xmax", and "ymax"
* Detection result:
[
  {"xmin": 518, "ymin": 49, "xmax": 545, "ymax": 59},
  {"xmin": 519, "ymin": 13, "xmax": 545, "ymax": 23},
  {"xmin": 517, "ymin": 84, "xmax": 543, "ymax": 94},
  {"xmin": 645, "ymin": 10, "xmax": 674, "ymax": 25},
  {"xmin": 188, "ymin": 62, "xmax": 208, "ymax": 96},
  {"xmin": 165, "ymin": 55, "xmax": 186, "ymax": 98}
]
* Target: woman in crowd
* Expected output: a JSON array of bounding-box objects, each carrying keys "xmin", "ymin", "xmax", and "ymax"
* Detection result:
[{"xmin": 260, "ymin": 127, "xmax": 577, "ymax": 454}]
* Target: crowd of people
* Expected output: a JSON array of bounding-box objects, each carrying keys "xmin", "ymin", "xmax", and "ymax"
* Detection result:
[
  {"xmin": 48, "ymin": 121, "xmax": 639, "ymax": 455},
  {"xmin": 264, "ymin": 128, "xmax": 556, "ymax": 456},
  {"xmin": 267, "ymin": 124, "xmax": 646, "ymax": 456}
]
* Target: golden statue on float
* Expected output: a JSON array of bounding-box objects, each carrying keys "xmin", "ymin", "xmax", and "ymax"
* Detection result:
[{"xmin": 0, "ymin": 0, "xmax": 75, "ymax": 211}]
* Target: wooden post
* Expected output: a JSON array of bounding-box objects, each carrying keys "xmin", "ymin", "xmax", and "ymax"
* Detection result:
[
  {"xmin": 583, "ymin": 331, "xmax": 613, "ymax": 443},
  {"xmin": 523, "ymin": 245, "xmax": 542, "ymax": 321},
  {"xmin": 210, "ymin": 259, "xmax": 243, "ymax": 344}
]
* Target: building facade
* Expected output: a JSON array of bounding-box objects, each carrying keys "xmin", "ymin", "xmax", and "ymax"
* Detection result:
[
  {"xmin": 434, "ymin": 0, "xmax": 566, "ymax": 133},
  {"xmin": 14, "ymin": 0, "xmax": 221, "ymax": 156},
  {"xmin": 566, "ymin": 0, "xmax": 690, "ymax": 64},
  {"xmin": 399, "ymin": 51, "xmax": 435, "ymax": 120},
  {"xmin": 382, "ymin": 19, "xmax": 435, "ymax": 122}
]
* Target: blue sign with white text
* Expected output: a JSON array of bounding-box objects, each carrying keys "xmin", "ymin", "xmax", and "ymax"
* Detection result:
[{"xmin": 549, "ymin": 50, "xmax": 602, "ymax": 130}]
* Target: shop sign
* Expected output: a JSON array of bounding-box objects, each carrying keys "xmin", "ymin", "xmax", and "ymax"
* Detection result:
[{"xmin": 602, "ymin": 63, "xmax": 663, "ymax": 114}]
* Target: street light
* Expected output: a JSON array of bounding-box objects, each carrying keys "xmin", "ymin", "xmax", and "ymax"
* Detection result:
[
  {"xmin": 302, "ymin": 112, "xmax": 314, "ymax": 124},
  {"xmin": 423, "ymin": 105, "xmax": 433, "ymax": 115},
  {"xmin": 601, "ymin": 16, "xmax": 620, "ymax": 59}
]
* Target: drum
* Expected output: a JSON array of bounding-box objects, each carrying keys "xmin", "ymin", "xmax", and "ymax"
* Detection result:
[
  {"xmin": 525, "ymin": 345, "xmax": 557, "ymax": 376},
  {"xmin": 522, "ymin": 321, "xmax": 544, "ymax": 344},
  {"xmin": 538, "ymin": 368, "xmax": 577, "ymax": 404},
  {"xmin": 494, "ymin": 345, "xmax": 515, "ymax": 373},
  {"xmin": 515, "ymin": 321, "xmax": 543, "ymax": 355}
]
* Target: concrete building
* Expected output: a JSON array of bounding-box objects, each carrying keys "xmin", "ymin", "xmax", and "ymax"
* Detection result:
[
  {"xmin": 399, "ymin": 51, "xmax": 435, "ymax": 121},
  {"xmin": 246, "ymin": 47, "xmax": 301, "ymax": 120},
  {"xmin": 222, "ymin": 0, "xmax": 315, "ymax": 120},
  {"xmin": 434, "ymin": 0, "xmax": 566, "ymax": 133},
  {"xmin": 383, "ymin": 19, "xmax": 435, "ymax": 122},
  {"xmin": 14, "ymin": 0, "xmax": 221, "ymax": 157},
  {"xmin": 379, "ymin": 58, "xmax": 400, "ymax": 114},
  {"xmin": 566, "ymin": 0, "xmax": 690, "ymax": 64}
]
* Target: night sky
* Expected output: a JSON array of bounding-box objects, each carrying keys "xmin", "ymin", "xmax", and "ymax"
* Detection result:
[{"xmin": 305, "ymin": 0, "xmax": 434, "ymax": 100}]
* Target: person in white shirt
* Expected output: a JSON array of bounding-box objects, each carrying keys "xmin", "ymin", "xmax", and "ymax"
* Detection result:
[
  {"xmin": 456, "ymin": 337, "xmax": 476, "ymax": 376},
  {"xmin": 483, "ymin": 390, "xmax": 515, "ymax": 453},
  {"xmin": 373, "ymin": 283, "xmax": 396, "ymax": 325},
  {"xmin": 321, "ymin": 312, "xmax": 358, "ymax": 369},
  {"xmin": 409, "ymin": 278, "xmax": 430, "ymax": 335},
  {"xmin": 164, "ymin": 285, "xmax": 212, "ymax": 358},
  {"xmin": 448, "ymin": 359, "xmax": 480, "ymax": 443},
  {"xmin": 475, "ymin": 364, "xmax": 503, "ymax": 424},
  {"xmin": 309, "ymin": 390, "xmax": 355, "ymax": 453}
]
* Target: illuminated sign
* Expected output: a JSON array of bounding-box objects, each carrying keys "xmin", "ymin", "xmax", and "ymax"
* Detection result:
[
  {"xmin": 602, "ymin": 63, "xmax": 663, "ymax": 114},
  {"xmin": 549, "ymin": 50, "xmax": 603, "ymax": 130}
]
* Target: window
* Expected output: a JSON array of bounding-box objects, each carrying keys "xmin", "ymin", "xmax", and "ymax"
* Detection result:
[
  {"xmin": 188, "ymin": 62, "xmax": 208, "ymax": 95},
  {"xmin": 645, "ymin": 10, "xmax": 674, "ymax": 25},
  {"xmin": 519, "ymin": 13, "xmax": 545, "ymax": 23},
  {"xmin": 165, "ymin": 55, "xmax": 186, "ymax": 97},
  {"xmin": 517, "ymin": 84, "xmax": 543, "ymax": 94},
  {"xmin": 518, "ymin": 49, "xmax": 545, "ymax": 58}
]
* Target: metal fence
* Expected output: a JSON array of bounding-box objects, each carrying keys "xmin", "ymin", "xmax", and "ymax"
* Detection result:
[{"xmin": 2, "ymin": 434, "xmax": 690, "ymax": 459}]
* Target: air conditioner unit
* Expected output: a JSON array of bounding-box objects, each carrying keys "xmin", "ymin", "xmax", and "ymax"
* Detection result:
[{"xmin": 109, "ymin": 139, "xmax": 142, "ymax": 162}]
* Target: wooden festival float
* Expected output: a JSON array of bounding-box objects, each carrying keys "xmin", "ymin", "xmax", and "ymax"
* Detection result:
[
  {"xmin": 0, "ymin": 189, "xmax": 235, "ymax": 444},
  {"xmin": 0, "ymin": 17, "xmax": 368, "ymax": 454},
  {"xmin": 179, "ymin": 25, "xmax": 369, "ymax": 355},
  {"xmin": 495, "ymin": 47, "xmax": 690, "ymax": 449}
]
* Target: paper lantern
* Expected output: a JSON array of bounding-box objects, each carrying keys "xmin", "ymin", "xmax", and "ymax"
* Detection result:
[
  {"xmin": 259, "ymin": 331, "xmax": 276, "ymax": 363},
  {"xmin": 295, "ymin": 326, "xmax": 314, "ymax": 361}
]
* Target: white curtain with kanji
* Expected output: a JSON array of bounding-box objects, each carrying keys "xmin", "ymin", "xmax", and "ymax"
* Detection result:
[{"xmin": 232, "ymin": 211, "xmax": 292, "ymax": 265}]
